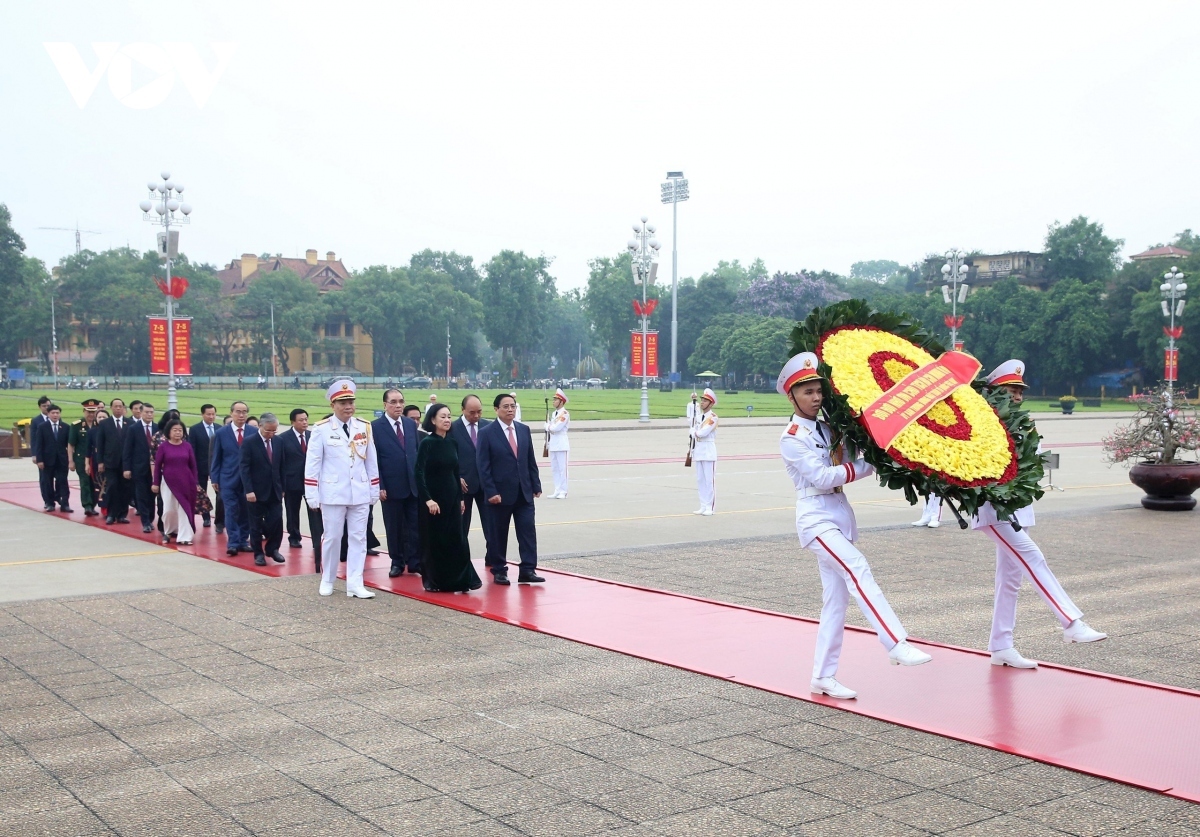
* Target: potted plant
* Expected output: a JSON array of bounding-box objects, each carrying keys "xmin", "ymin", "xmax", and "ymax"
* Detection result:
[
  {"xmin": 1103, "ymin": 386, "xmax": 1200, "ymax": 510},
  {"xmin": 1059, "ymin": 395, "xmax": 1077, "ymax": 415}
]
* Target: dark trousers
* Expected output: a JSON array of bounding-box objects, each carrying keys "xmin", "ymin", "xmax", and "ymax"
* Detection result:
[
  {"xmin": 105, "ymin": 470, "xmax": 130, "ymax": 520},
  {"xmin": 284, "ymin": 489, "xmax": 305, "ymax": 544},
  {"xmin": 248, "ymin": 497, "xmax": 283, "ymax": 557},
  {"xmin": 39, "ymin": 463, "xmax": 69, "ymax": 508},
  {"xmin": 218, "ymin": 481, "xmax": 249, "ymax": 547},
  {"xmin": 381, "ymin": 496, "xmax": 420, "ymax": 571},
  {"xmin": 131, "ymin": 469, "xmax": 154, "ymax": 526},
  {"xmin": 214, "ymin": 489, "xmax": 224, "ymax": 528},
  {"xmin": 484, "ymin": 496, "xmax": 537, "ymax": 574},
  {"xmin": 461, "ymin": 489, "xmax": 489, "ymax": 546}
]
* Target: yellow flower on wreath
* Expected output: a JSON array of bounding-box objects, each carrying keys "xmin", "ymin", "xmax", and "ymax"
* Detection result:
[{"xmin": 817, "ymin": 326, "xmax": 1017, "ymax": 486}]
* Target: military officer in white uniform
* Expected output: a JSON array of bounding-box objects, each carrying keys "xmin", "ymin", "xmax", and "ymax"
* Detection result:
[
  {"xmin": 690, "ymin": 388, "xmax": 719, "ymax": 515},
  {"xmin": 777, "ymin": 352, "xmax": 931, "ymax": 700},
  {"xmin": 912, "ymin": 494, "xmax": 943, "ymax": 528},
  {"xmin": 545, "ymin": 388, "xmax": 571, "ymax": 499},
  {"xmin": 972, "ymin": 360, "xmax": 1106, "ymax": 668},
  {"xmin": 305, "ymin": 379, "xmax": 381, "ymax": 599}
]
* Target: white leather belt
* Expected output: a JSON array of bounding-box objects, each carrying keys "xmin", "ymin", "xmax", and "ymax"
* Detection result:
[{"xmin": 797, "ymin": 487, "xmax": 837, "ymax": 499}]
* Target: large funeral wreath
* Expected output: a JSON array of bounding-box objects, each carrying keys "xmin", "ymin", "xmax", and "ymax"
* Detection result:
[{"xmin": 789, "ymin": 299, "xmax": 1045, "ymax": 525}]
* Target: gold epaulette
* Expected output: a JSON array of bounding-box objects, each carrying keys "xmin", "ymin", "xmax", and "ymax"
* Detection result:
[{"xmin": 314, "ymin": 417, "xmax": 331, "ymax": 425}]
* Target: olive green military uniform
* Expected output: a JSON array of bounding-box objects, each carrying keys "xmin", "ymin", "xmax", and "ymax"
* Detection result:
[{"xmin": 68, "ymin": 399, "xmax": 102, "ymax": 515}]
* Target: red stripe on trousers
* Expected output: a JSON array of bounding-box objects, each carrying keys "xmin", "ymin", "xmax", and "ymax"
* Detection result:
[
  {"xmin": 988, "ymin": 525, "xmax": 1073, "ymax": 622},
  {"xmin": 814, "ymin": 535, "xmax": 899, "ymax": 644}
]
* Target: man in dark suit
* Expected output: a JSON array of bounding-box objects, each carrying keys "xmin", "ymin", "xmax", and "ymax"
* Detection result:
[
  {"xmin": 278, "ymin": 408, "xmax": 317, "ymax": 553},
  {"xmin": 29, "ymin": 395, "xmax": 51, "ymax": 469},
  {"xmin": 448, "ymin": 394, "xmax": 491, "ymax": 547},
  {"xmin": 476, "ymin": 392, "xmax": 544, "ymax": 585},
  {"xmin": 96, "ymin": 398, "xmax": 131, "ymax": 524},
  {"xmin": 373, "ymin": 389, "xmax": 421, "ymax": 577},
  {"xmin": 33, "ymin": 403, "xmax": 71, "ymax": 512},
  {"xmin": 122, "ymin": 402, "xmax": 157, "ymax": 532},
  {"xmin": 210, "ymin": 400, "xmax": 257, "ymax": 556},
  {"xmin": 240, "ymin": 412, "xmax": 286, "ymax": 567},
  {"xmin": 187, "ymin": 403, "xmax": 219, "ymax": 528}
]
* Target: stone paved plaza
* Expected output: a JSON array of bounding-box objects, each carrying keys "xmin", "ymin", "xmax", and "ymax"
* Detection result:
[{"xmin": 1, "ymin": 417, "xmax": 1198, "ymax": 835}]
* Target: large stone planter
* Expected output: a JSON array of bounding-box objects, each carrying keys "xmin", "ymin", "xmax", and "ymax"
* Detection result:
[{"xmin": 1129, "ymin": 461, "xmax": 1200, "ymax": 511}]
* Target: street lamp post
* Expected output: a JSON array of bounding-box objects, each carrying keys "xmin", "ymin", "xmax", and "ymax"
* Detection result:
[
  {"xmin": 940, "ymin": 249, "xmax": 970, "ymax": 348},
  {"xmin": 139, "ymin": 171, "xmax": 192, "ymax": 411},
  {"xmin": 627, "ymin": 216, "xmax": 661, "ymax": 423},
  {"xmin": 1161, "ymin": 266, "xmax": 1188, "ymax": 408},
  {"xmin": 660, "ymin": 172, "xmax": 689, "ymax": 382}
]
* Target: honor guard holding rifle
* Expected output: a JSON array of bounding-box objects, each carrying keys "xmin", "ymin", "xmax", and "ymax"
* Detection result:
[
  {"xmin": 972, "ymin": 360, "xmax": 1106, "ymax": 669},
  {"xmin": 545, "ymin": 388, "xmax": 570, "ymax": 498},
  {"xmin": 778, "ymin": 352, "xmax": 931, "ymax": 700},
  {"xmin": 305, "ymin": 379, "xmax": 380, "ymax": 599},
  {"xmin": 690, "ymin": 388, "xmax": 719, "ymax": 515}
]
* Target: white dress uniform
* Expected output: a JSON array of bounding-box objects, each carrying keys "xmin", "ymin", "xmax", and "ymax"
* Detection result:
[
  {"xmin": 545, "ymin": 389, "xmax": 570, "ymax": 498},
  {"xmin": 690, "ymin": 388, "xmax": 719, "ymax": 515},
  {"xmin": 777, "ymin": 352, "xmax": 929, "ymax": 695},
  {"xmin": 305, "ymin": 380, "xmax": 380, "ymax": 598},
  {"xmin": 912, "ymin": 494, "xmax": 943, "ymax": 528},
  {"xmin": 970, "ymin": 360, "xmax": 1102, "ymax": 662}
]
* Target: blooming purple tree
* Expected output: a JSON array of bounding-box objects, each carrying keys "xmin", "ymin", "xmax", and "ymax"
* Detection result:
[{"xmin": 736, "ymin": 271, "xmax": 845, "ymax": 321}]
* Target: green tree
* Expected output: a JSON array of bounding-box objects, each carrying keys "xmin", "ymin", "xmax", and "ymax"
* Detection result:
[
  {"xmin": 720, "ymin": 317, "xmax": 793, "ymax": 383},
  {"xmin": 674, "ymin": 272, "xmax": 738, "ymax": 378},
  {"xmin": 1043, "ymin": 216, "xmax": 1123, "ymax": 284},
  {"xmin": 538, "ymin": 289, "xmax": 592, "ymax": 377},
  {"xmin": 480, "ymin": 251, "xmax": 556, "ymax": 380},
  {"xmin": 1026, "ymin": 278, "xmax": 1112, "ymax": 388},
  {"xmin": 583, "ymin": 252, "xmax": 660, "ymax": 378},
  {"xmin": 409, "ymin": 249, "xmax": 482, "ymax": 298},
  {"xmin": 344, "ymin": 265, "xmax": 482, "ymax": 375},
  {"xmin": 0, "ymin": 205, "xmax": 51, "ymax": 366},
  {"xmin": 234, "ymin": 269, "xmax": 324, "ymax": 374},
  {"xmin": 849, "ymin": 259, "xmax": 903, "ymax": 283},
  {"xmin": 687, "ymin": 313, "xmax": 756, "ymax": 377}
]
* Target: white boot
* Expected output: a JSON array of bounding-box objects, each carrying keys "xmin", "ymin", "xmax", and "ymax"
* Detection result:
[
  {"xmin": 990, "ymin": 647, "xmax": 1038, "ymax": 669},
  {"xmin": 318, "ymin": 581, "xmax": 334, "ymax": 597},
  {"xmin": 888, "ymin": 641, "xmax": 932, "ymax": 666},
  {"xmin": 346, "ymin": 585, "xmax": 375, "ymax": 599},
  {"xmin": 1063, "ymin": 619, "xmax": 1107, "ymax": 644},
  {"xmin": 926, "ymin": 519, "xmax": 940, "ymax": 529},
  {"xmin": 810, "ymin": 677, "xmax": 857, "ymax": 699},
  {"xmin": 911, "ymin": 513, "xmax": 932, "ymax": 527}
]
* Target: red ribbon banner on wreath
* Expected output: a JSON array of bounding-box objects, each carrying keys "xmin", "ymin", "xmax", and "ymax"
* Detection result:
[{"xmin": 861, "ymin": 351, "xmax": 983, "ymax": 449}]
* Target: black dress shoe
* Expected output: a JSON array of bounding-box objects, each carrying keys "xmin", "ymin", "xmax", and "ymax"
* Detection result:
[
  {"xmin": 226, "ymin": 547, "xmax": 238, "ymax": 557},
  {"xmin": 492, "ymin": 572, "xmax": 511, "ymax": 586},
  {"xmin": 518, "ymin": 572, "xmax": 545, "ymax": 583},
  {"xmin": 366, "ymin": 549, "xmax": 380, "ymax": 556},
  {"xmin": 271, "ymin": 551, "xmax": 286, "ymax": 563},
  {"xmin": 117, "ymin": 517, "xmax": 130, "ymax": 524},
  {"xmin": 142, "ymin": 525, "xmax": 153, "ymax": 533},
  {"xmin": 407, "ymin": 566, "xmax": 422, "ymax": 576},
  {"xmin": 215, "ymin": 525, "xmax": 224, "ymax": 535},
  {"xmin": 237, "ymin": 545, "xmax": 254, "ymax": 553},
  {"xmin": 253, "ymin": 554, "xmax": 267, "ymax": 566},
  {"xmin": 202, "ymin": 519, "xmax": 211, "ymax": 528},
  {"xmin": 60, "ymin": 507, "xmax": 74, "ymax": 514},
  {"xmin": 44, "ymin": 505, "xmax": 54, "ymax": 512},
  {"xmin": 84, "ymin": 509, "xmax": 99, "ymax": 517},
  {"xmin": 388, "ymin": 565, "xmax": 402, "ymax": 578},
  {"xmin": 288, "ymin": 539, "xmax": 302, "ymax": 548},
  {"xmin": 105, "ymin": 516, "xmax": 115, "ymax": 525}
]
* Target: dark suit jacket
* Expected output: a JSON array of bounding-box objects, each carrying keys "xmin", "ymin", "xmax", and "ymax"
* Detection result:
[
  {"xmin": 372, "ymin": 415, "xmax": 418, "ymax": 499},
  {"xmin": 275, "ymin": 428, "xmax": 310, "ymax": 492},
  {"xmin": 30, "ymin": 413, "xmax": 49, "ymax": 460},
  {"xmin": 239, "ymin": 433, "xmax": 284, "ymax": 503},
  {"xmin": 96, "ymin": 416, "xmax": 129, "ymax": 471},
  {"xmin": 188, "ymin": 421, "xmax": 219, "ymax": 484},
  {"xmin": 210, "ymin": 422, "xmax": 258, "ymax": 488},
  {"xmin": 448, "ymin": 416, "xmax": 491, "ymax": 495},
  {"xmin": 34, "ymin": 420, "xmax": 69, "ymax": 468},
  {"xmin": 121, "ymin": 420, "xmax": 157, "ymax": 476},
  {"xmin": 477, "ymin": 420, "xmax": 541, "ymax": 505}
]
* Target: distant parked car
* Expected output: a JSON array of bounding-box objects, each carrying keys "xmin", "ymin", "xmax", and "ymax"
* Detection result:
[
  {"xmin": 410, "ymin": 376, "xmax": 432, "ymax": 387},
  {"xmin": 587, "ymin": 378, "xmax": 603, "ymax": 388}
]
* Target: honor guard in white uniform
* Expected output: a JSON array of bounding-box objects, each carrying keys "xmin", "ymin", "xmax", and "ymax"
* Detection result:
[
  {"xmin": 305, "ymin": 379, "xmax": 381, "ymax": 598},
  {"xmin": 690, "ymin": 388, "xmax": 719, "ymax": 515},
  {"xmin": 546, "ymin": 388, "xmax": 570, "ymax": 498},
  {"xmin": 777, "ymin": 352, "xmax": 931, "ymax": 699},
  {"xmin": 511, "ymin": 393, "xmax": 522, "ymax": 424},
  {"xmin": 912, "ymin": 494, "xmax": 943, "ymax": 528},
  {"xmin": 972, "ymin": 360, "xmax": 1106, "ymax": 669}
]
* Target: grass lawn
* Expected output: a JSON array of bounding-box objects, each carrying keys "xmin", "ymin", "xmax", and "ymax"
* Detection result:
[{"xmin": 0, "ymin": 386, "xmax": 1141, "ymax": 428}]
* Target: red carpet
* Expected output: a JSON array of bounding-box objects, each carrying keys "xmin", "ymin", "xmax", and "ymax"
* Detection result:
[{"xmin": 6, "ymin": 480, "xmax": 1199, "ymax": 802}]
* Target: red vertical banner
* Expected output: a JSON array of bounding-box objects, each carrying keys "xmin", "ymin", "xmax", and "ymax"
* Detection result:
[
  {"xmin": 630, "ymin": 331, "xmax": 659, "ymax": 377},
  {"xmin": 149, "ymin": 317, "xmax": 193, "ymax": 375},
  {"xmin": 1165, "ymin": 348, "xmax": 1179, "ymax": 382}
]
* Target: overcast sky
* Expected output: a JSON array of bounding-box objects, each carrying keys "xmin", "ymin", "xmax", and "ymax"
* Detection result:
[{"xmin": 4, "ymin": 1, "xmax": 1199, "ymax": 291}]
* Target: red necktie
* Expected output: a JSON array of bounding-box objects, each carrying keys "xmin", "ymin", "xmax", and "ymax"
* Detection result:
[
  {"xmin": 266, "ymin": 438, "xmax": 272, "ymax": 462},
  {"xmin": 300, "ymin": 432, "xmax": 307, "ymax": 454},
  {"xmin": 145, "ymin": 424, "xmax": 152, "ymax": 445},
  {"xmin": 395, "ymin": 420, "xmax": 404, "ymax": 444},
  {"xmin": 236, "ymin": 427, "xmax": 243, "ymax": 446},
  {"xmin": 507, "ymin": 424, "xmax": 518, "ymax": 457}
]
